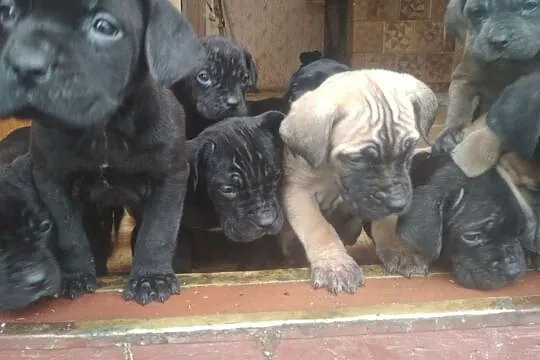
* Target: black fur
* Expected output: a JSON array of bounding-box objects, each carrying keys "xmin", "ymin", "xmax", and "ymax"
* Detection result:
[
  {"xmin": 396, "ymin": 152, "xmax": 529, "ymax": 290},
  {"xmin": 0, "ymin": 154, "xmax": 61, "ymax": 310},
  {"xmin": 284, "ymin": 58, "xmax": 350, "ymax": 103},
  {"xmin": 171, "ymin": 36, "xmax": 258, "ymax": 139},
  {"xmin": 183, "ymin": 111, "xmax": 285, "ymax": 243},
  {"xmin": 0, "ymin": 0, "xmax": 203, "ymax": 305},
  {"xmin": 486, "ymin": 71, "xmax": 540, "ymax": 163}
]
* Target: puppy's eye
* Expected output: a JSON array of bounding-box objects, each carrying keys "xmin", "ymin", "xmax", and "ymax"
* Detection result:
[
  {"xmin": 219, "ymin": 185, "xmax": 237, "ymax": 197},
  {"xmin": 241, "ymin": 74, "xmax": 250, "ymax": 84},
  {"xmin": 523, "ymin": 0, "xmax": 538, "ymax": 13},
  {"xmin": 461, "ymin": 231, "xmax": 484, "ymax": 246},
  {"xmin": 0, "ymin": 3, "xmax": 18, "ymax": 26},
  {"xmin": 89, "ymin": 14, "xmax": 122, "ymax": 41},
  {"xmin": 197, "ymin": 71, "xmax": 212, "ymax": 86}
]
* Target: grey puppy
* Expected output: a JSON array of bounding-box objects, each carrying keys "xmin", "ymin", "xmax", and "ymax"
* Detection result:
[
  {"xmin": 0, "ymin": 0, "xmax": 203, "ymax": 305},
  {"xmin": 171, "ymin": 36, "xmax": 258, "ymax": 139},
  {"xmin": 393, "ymin": 151, "xmax": 530, "ymax": 290},
  {"xmin": 433, "ymin": 0, "xmax": 540, "ymax": 153}
]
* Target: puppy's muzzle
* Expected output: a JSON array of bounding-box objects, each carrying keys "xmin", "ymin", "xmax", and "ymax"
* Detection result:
[
  {"xmin": 255, "ymin": 209, "xmax": 279, "ymax": 229},
  {"xmin": 5, "ymin": 37, "xmax": 54, "ymax": 85},
  {"xmin": 372, "ymin": 185, "xmax": 410, "ymax": 214}
]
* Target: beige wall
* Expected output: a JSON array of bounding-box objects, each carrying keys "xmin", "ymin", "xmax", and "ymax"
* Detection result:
[{"xmin": 206, "ymin": 0, "xmax": 325, "ymax": 92}]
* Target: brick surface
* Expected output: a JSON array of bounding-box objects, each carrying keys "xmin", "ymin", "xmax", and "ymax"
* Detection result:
[
  {"xmin": 131, "ymin": 341, "xmax": 266, "ymax": 360},
  {"xmin": 0, "ymin": 346, "xmax": 125, "ymax": 360},
  {"xmin": 272, "ymin": 326, "xmax": 540, "ymax": 360}
]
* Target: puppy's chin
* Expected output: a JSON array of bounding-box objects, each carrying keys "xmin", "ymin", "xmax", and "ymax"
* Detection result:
[
  {"xmin": 451, "ymin": 254, "xmax": 527, "ymax": 291},
  {"xmin": 222, "ymin": 215, "xmax": 285, "ymax": 243}
]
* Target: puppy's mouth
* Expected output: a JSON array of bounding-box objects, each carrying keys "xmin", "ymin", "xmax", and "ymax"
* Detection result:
[
  {"xmin": 197, "ymin": 102, "xmax": 248, "ymax": 120},
  {"xmin": 222, "ymin": 213, "xmax": 285, "ymax": 243}
]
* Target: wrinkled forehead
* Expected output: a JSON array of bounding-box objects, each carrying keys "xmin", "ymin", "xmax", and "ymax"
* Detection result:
[
  {"xmin": 17, "ymin": 0, "xmax": 143, "ymax": 28},
  {"xmin": 331, "ymin": 96, "xmax": 420, "ymax": 156}
]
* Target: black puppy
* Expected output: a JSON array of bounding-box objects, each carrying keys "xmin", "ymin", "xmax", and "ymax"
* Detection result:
[
  {"xmin": 175, "ymin": 111, "xmax": 286, "ymax": 271},
  {"xmin": 184, "ymin": 111, "xmax": 285, "ymax": 240},
  {"xmin": 0, "ymin": 127, "xmax": 116, "ymax": 310},
  {"xmin": 0, "ymin": 0, "xmax": 203, "ymax": 305},
  {"xmin": 395, "ymin": 151, "xmax": 529, "ymax": 290},
  {"xmin": 171, "ymin": 36, "xmax": 258, "ymax": 139},
  {"xmin": 283, "ymin": 58, "xmax": 350, "ymax": 103},
  {"xmin": 0, "ymin": 153, "xmax": 60, "ymax": 310}
]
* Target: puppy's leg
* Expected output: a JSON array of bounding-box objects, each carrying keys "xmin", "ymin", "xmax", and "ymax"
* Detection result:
[
  {"xmin": 371, "ymin": 215, "xmax": 429, "ymax": 277},
  {"xmin": 33, "ymin": 168, "xmax": 97, "ymax": 299},
  {"xmin": 123, "ymin": 170, "xmax": 186, "ymax": 305},
  {"xmin": 433, "ymin": 62, "xmax": 480, "ymax": 153},
  {"xmin": 283, "ymin": 185, "xmax": 364, "ymax": 294}
]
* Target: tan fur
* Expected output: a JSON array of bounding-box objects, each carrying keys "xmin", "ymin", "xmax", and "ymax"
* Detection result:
[
  {"xmin": 278, "ymin": 69, "xmax": 438, "ymax": 292},
  {"xmin": 450, "ymin": 113, "xmax": 503, "ymax": 177}
]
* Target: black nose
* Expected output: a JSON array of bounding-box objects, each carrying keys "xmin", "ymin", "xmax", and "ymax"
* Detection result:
[
  {"xmin": 256, "ymin": 210, "xmax": 277, "ymax": 228},
  {"xmin": 6, "ymin": 40, "xmax": 54, "ymax": 83},
  {"xmin": 227, "ymin": 96, "xmax": 240, "ymax": 107},
  {"xmin": 23, "ymin": 267, "xmax": 48, "ymax": 289},
  {"xmin": 489, "ymin": 35, "xmax": 509, "ymax": 50}
]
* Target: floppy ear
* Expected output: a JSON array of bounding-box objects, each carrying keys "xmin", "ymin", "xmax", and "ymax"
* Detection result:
[
  {"xmin": 401, "ymin": 74, "xmax": 439, "ymax": 145},
  {"xmin": 258, "ymin": 110, "xmax": 286, "ymax": 136},
  {"xmin": 444, "ymin": 0, "xmax": 468, "ymax": 41},
  {"xmin": 244, "ymin": 49, "xmax": 258, "ymax": 87},
  {"xmin": 279, "ymin": 96, "xmax": 339, "ymax": 168},
  {"xmin": 487, "ymin": 72, "xmax": 540, "ymax": 163},
  {"xmin": 187, "ymin": 139, "xmax": 215, "ymax": 191},
  {"xmin": 144, "ymin": 0, "xmax": 203, "ymax": 87},
  {"xmin": 396, "ymin": 185, "xmax": 445, "ymax": 263}
]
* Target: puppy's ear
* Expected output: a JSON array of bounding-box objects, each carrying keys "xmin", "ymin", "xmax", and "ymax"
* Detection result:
[
  {"xmin": 188, "ymin": 139, "xmax": 215, "ymax": 191},
  {"xmin": 487, "ymin": 72, "xmax": 540, "ymax": 163},
  {"xmin": 444, "ymin": 0, "xmax": 468, "ymax": 41},
  {"xmin": 279, "ymin": 96, "xmax": 339, "ymax": 168},
  {"xmin": 144, "ymin": 0, "xmax": 203, "ymax": 87},
  {"xmin": 243, "ymin": 49, "xmax": 258, "ymax": 87},
  {"xmin": 396, "ymin": 185, "xmax": 445, "ymax": 263},
  {"xmin": 258, "ymin": 110, "xmax": 286, "ymax": 136},
  {"xmin": 401, "ymin": 73, "xmax": 439, "ymax": 145}
]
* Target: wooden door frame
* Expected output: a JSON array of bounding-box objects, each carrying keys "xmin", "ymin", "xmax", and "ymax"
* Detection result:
[{"xmin": 182, "ymin": 0, "xmax": 206, "ymax": 37}]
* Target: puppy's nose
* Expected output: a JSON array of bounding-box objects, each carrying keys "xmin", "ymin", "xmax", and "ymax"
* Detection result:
[
  {"xmin": 227, "ymin": 97, "xmax": 240, "ymax": 107},
  {"xmin": 256, "ymin": 210, "xmax": 277, "ymax": 228},
  {"xmin": 23, "ymin": 268, "xmax": 48, "ymax": 289},
  {"xmin": 489, "ymin": 35, "xmax": 509, "ymax": 50},
  {"xmin": 6, "ymin": 40, "xmax": 54, "ymax": 83}
]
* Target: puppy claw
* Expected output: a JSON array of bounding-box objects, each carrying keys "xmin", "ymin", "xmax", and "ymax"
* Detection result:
[
  {"xmin": 376, "ymin": 245, "xmax": 429, "ymax": 278},
  {"xmin": 61, "ymin": 273, "xmax": 97, "ymax": 300},
  {"xmin": 432, "ymin": 127, "xmax": 465, "ymax": 154},
  {"xmin": 123, "ymin": 273, "xmax": 179, "ymax": 305},
  {"xmin": 310, "ymin": 255, "xmax": 364, "ymax": 295}
]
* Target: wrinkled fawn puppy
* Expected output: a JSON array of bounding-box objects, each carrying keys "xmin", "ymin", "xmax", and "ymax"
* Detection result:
[{"xmin": 278, "ymin": 69, "xmax": 438, "ymax": 294}]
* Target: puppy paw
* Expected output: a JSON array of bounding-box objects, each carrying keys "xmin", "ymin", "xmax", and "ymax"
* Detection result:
[
  {"xmin": 311, "ymin": 254, "xmax": 365, "ymax": 295},
  {"xmin": 62, "ymin": 273, "xmax": 97, "ymax": 299},
  {"xmin": 376, "ymin": 244, "xmax": 428, "ymax": 278},
  {"xmin": 123, "ymin": 273, "xmax": 180, "ymax": 305},
  {"xmin": 432, "ymin": 127, "xmax": 465, "ymax": 154}
]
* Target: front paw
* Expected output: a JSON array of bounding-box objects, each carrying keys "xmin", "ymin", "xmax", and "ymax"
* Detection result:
[
  {"xmin": 376, "ymin": 243, "xmax": 428, "ymax": 278},
  {"xmin": 432, "ymin": 127, "xmax": 465, "ymax": 154},
  {"xmin": 62, "ymin": 272, "xmax": 97, "ymax": 299},
  {"xmin": 311, "ymin": 254, "xmax": 365, "ymax": 295},
  {"xmin": 123, "ymin": 273, "xmax": 180, "ymax": 305}
]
